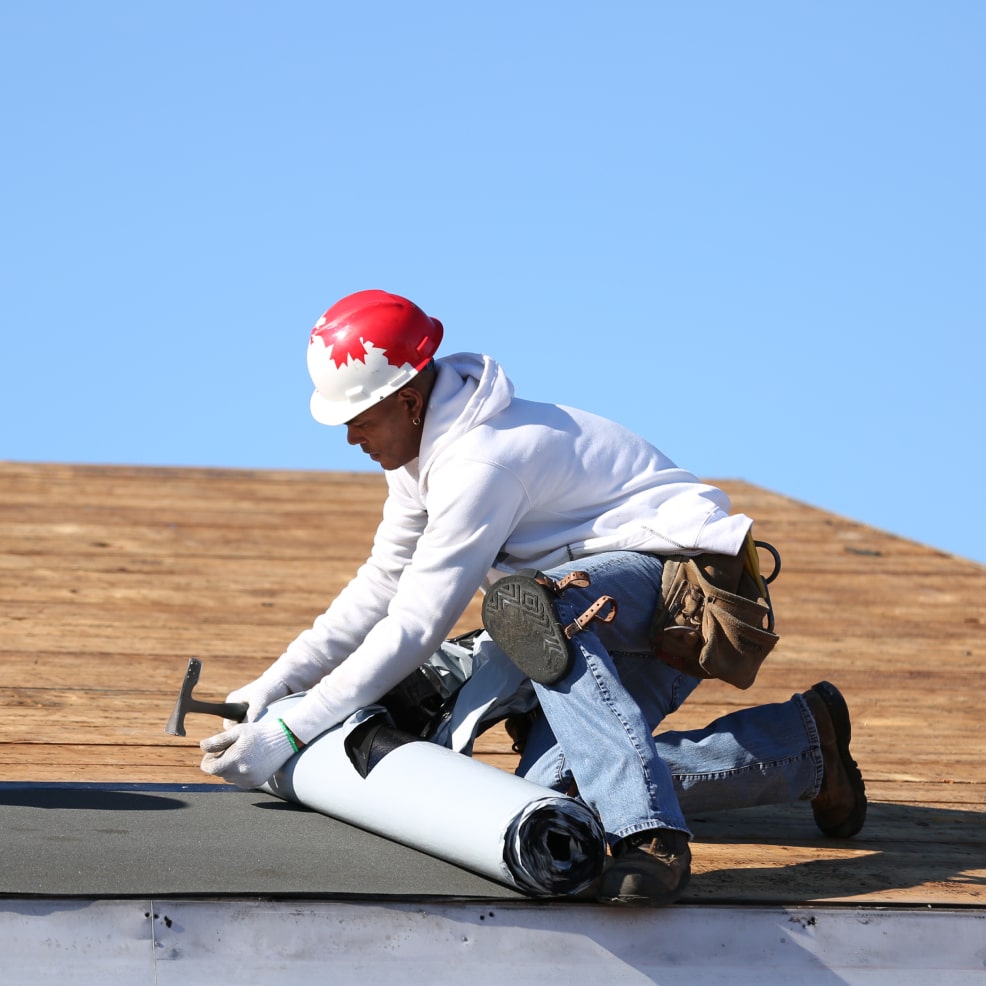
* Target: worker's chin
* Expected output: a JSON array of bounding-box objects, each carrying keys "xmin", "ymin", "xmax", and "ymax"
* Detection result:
[{"xmin": 378, "ymin": 454, "xmax": 415, "ymax": 471}]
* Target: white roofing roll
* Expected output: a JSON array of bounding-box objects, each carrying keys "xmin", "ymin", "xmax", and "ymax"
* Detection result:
[{"xmin": 261, "ymin": 696, "xmax": 606, "ymax": 896}]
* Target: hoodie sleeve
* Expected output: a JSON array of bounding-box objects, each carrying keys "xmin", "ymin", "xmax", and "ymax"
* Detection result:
[{"xmin": 277, "ymin": 456, "xmax": 532, "ymax": 742}]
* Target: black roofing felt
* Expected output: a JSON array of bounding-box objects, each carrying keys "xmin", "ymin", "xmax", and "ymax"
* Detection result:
[{"xmin": 0, "ymin": 783, "xmax": 523, "ymax": 900}]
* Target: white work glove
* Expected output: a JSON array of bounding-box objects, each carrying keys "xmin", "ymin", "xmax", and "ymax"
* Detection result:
[
  {"xmin": 223, "ymin": 673, "xmax": 291, "ymax": 728},
  {"xmin": 199, "ymin": 718, "xmax": 299, "ymax": 790}
]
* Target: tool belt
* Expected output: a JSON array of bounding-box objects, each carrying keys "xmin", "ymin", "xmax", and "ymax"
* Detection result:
[{"xmin": 648, "ymin": 532, "xmax": 781, "ymax": 689}]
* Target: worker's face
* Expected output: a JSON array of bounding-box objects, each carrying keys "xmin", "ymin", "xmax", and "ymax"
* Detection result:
[{"xmin": 344, "ymin": 387, "xmax": 424, "ymax": 471}]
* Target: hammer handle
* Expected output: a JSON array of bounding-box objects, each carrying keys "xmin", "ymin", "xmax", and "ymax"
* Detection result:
[{"xmin": 187, "ymin": 698, "xmax": 249, "ymax": 723}]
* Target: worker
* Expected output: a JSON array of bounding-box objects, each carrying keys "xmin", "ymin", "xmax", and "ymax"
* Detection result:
[{"xmin": 200, "ymin": 289, "xmax": 866, "ymax": 906}]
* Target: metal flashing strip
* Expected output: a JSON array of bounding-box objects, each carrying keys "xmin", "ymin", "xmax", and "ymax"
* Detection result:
[{"xmin": 1, "ymin": 899, "xmax": 984, "ymax": 985}]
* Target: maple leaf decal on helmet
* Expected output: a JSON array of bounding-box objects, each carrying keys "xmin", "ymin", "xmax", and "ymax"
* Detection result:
[{"xmin": 310, "ymin": 317, "xmax": 372, "ymax": 369}]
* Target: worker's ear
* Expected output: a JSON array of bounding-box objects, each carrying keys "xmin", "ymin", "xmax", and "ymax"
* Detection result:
[{"xmin": 396, "ymin": 385, "xmax": 425, "ymax": 423}]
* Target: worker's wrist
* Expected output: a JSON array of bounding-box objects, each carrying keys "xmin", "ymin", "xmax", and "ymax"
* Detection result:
[
  {"xmin": 278, "ymin": 694, "xmax": 336, "ymax": 747},
  {"xmin": 276, "ymin": 718, "xmax": 305, "ymax": 753}
]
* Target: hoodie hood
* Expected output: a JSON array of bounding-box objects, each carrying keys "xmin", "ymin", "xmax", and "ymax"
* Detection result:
[{"xmin": 416, "ymin": 353, "xmax": 514, "ymax": 473}]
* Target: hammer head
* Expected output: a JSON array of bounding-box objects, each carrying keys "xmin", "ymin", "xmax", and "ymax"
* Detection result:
[
  {"xmin": 165, "ymin": 657, "xmax": 204, "ymax": 736},
  {"xmin": 165, "ymin": 657, "xmax": 250, "ymax": 736}
]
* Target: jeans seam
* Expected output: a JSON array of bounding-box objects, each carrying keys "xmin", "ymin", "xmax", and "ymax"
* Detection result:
[
  {"xmin": 673, "ymin": 752, "xmax": 809, "ymax": 782},
  {"xmin": 795, "ymin": 692, "xmax": 824, "ymax": 798},
  {"xmin": 579, "ymin": 639, "xmax": 672, "ymax": 828}
]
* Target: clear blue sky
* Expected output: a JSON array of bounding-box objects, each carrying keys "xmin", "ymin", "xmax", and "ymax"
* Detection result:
[{"xmin": 2, "ymin": 2, "xmax": 983, "ymax": 563}]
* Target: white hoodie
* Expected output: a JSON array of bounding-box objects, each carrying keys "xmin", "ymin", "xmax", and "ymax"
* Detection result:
[{"xmin": 275, "ymin": 353, "xmax": 752, "ymax": 741}]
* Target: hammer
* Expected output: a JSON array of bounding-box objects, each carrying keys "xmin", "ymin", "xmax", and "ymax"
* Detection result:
[{"xmin": 165, "ymin": 657, "xmax": 248, "ymax": 736}]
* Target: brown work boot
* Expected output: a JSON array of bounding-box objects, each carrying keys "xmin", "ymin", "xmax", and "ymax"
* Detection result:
[
  {"xmin": 803, "ymin": 681, "xmax": 867, "ymax": 838},
  {"xmin": 596, "ymin": 829, "xmax": 691, "ymax": 906}
]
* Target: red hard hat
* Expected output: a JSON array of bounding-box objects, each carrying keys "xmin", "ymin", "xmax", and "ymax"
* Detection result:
[{"xmin": 306, "ymin": 290, "xmax": 444, "ymax": 425}]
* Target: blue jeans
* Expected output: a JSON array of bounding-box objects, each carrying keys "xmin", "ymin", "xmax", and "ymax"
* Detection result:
[{"xmin": 508, "ymin": 552, "xmax": 822, "ymax": 846}]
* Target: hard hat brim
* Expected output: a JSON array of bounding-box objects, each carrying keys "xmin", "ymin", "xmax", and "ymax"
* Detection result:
[{"xmin": 309, "ymin": 387, "xmax": 383, "ymax": 427}]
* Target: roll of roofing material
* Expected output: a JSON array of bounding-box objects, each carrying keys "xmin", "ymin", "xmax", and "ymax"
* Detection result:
[{"xmin": 260, "ymin": 696, "xmax": 606, "ymax": 897}]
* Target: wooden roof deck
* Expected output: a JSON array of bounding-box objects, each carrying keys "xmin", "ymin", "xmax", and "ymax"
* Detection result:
[{"xmin": 2, "ymin": 460, "xmax": 983, "ymax": 907}]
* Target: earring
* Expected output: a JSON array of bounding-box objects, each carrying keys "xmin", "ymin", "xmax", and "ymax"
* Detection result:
[{"xmin": 412, "ymin": 417, "xmax": 421, "ymax": 427}]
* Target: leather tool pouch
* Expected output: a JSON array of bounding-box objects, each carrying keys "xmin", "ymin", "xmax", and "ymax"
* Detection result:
[{"xmin": 648, "ymin": 533, "xmax": 780, "ymax": 689}]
